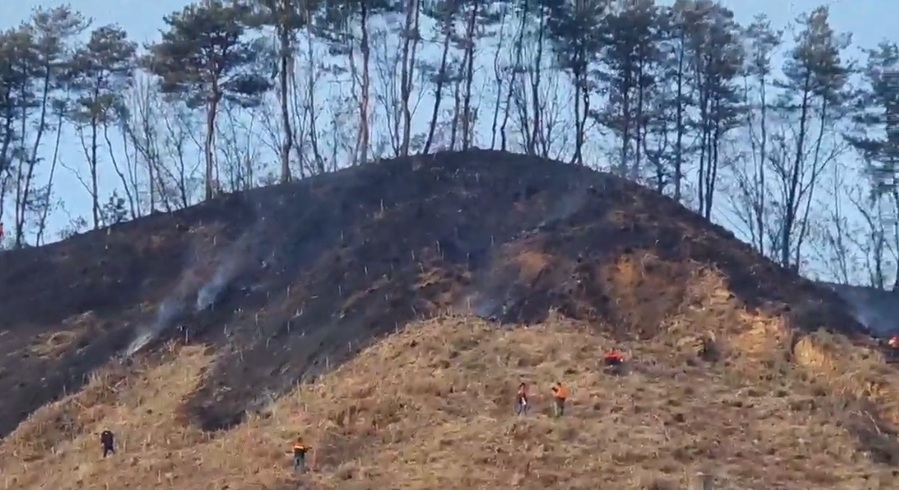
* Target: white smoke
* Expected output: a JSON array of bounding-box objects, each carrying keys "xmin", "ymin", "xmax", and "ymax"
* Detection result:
[
  {"xmin": 124, "ymin": 296, "xmax": 185, "ymax": 356},
  {"xmin": 196, "ymin": 260, "xmax": 237, "ymax": 311},
  {"xmin": 123, "ymin": 196, "xmax": 270, "ymax": 358},
  {"xmin": 195, "ymin": 231, "xmax": 255, "ymax": 312},
  {"xmin": 820, "ymin": 282, "xmax": 896, "ymax": 337}
]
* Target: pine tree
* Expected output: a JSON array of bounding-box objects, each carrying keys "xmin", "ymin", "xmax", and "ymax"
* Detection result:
[
  {"xmin": 595, "ymin": 0, "xmax": 662, "ymax": 179},
  {"xmin": 545, "ymin": 0, "xmax": 609, "ymax": 164},
  {"xmin": 845, "ymin": 41, "xmax": 899, "ymax": 288},
  {"xmin": 68, "ymin": 25, "xmax": 137, "ymax": 227},
  {"xmin": 144, "ymin": 0, "xmax": 272, "ymax": 201}
]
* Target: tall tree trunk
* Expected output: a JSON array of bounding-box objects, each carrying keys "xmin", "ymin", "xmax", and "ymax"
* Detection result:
[
  {"xmin": 460, "ymin": 0, "xmax": 479, "ymax": 150},
  {"xmin": 673, "ymin": 36, "xmax": 686, "ymax": 201},
  {"xmin": 489, "ymin": 4, "xmax": 509, "ymax": 149},
  {"xmin": 205, "ymin": 89, "xmax": 220, "ymax": 201},
  {"xmin": 90, "ymin": 114, "xmax": 100, "ymax": 227},
  {"xmin": 423, "ymin": 22, "xmax": 453, "ymax": 154},
  {"xmin": 782, "ymin": 76, "xmax": 811, "ymax": 267},
  {"xmin": 399, "ymin": 0, "xmax": 420, "ymax": 156},
  {"xmin": 529, "ymin": 6, "xmax": 545, "ymax": 156},
  {"xmin": 359, "ymin": 0, "xmax": 371, "ymax": 164},
  {"xmin": 501, "ymin": 4, "xmax": 527, "ymax": 152},
  {"xmin": 279, "ymin": 27, "xmax": 293, "ymax": 183}
]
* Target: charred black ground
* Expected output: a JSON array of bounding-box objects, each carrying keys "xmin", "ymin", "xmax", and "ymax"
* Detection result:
[{"xmin": 0, "ymin": 149, "xmax": 867, "ymax": 435}]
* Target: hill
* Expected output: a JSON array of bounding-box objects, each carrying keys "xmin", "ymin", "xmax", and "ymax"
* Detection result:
[{"xmin": 1, "ymin": 149, "xmax": 898, "ymax": 488}]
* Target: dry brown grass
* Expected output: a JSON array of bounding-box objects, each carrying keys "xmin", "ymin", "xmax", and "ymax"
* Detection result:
[
  {"xmin": 30, "ymin": 331, "xmax": 81, "ymax": 359},
  {"xmin": 509, "ymin": 250, "xmax": 554, "ymax": 282},
  {"xmin": 3, "ymin": 268, "xmax": 899, "ymax": 490},
  {"xmin": 29, "ymin": 312, "xmax": 98, "ymax": 359}
]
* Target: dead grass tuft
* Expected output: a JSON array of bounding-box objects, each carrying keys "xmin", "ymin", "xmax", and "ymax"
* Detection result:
[
  {"xmin": 512, "ymin": 250, "xmax": 554, "ymax": 282},
  {"xmin": 30, "ymin": 331, "xmax": 82, "ymax": 359}
]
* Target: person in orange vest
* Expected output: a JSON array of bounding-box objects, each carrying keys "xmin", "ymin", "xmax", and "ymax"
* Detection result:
[
  {"xmin": 887, "ymin": 336, "xmax": 899, "ymax": 362},
  {"xmin": 291, "ymin": 437, "xmax": 311, "ymax": 473},
  {"xmin": 515, "ymin": 382, "xmax": 529, "ymax": 415},
  {"xmin": 603, "ymin": 349, "xmax": 625, "ymax": 367},
  {"xmin": 550, "ymin": 381, "xmax": 568, "ymax": 417},
  {"xmin": 603, "ymin": 349, "xmax": 626, "ymax": 374}
]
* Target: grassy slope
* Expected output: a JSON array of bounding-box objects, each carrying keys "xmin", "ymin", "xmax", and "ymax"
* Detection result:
[{"xmin": 2, "ymin": 268, "xmax": 898, "ymax": 490}]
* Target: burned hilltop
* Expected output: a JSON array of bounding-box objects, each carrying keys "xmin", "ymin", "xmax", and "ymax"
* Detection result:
[{"xmin": 0, "ymin": 149, "xmax": 867, "ymax": 437}]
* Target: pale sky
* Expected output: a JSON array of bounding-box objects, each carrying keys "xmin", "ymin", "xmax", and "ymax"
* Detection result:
[{"xmin": 1, "ymin": 0, "xmax": 897, "ymax": 276}]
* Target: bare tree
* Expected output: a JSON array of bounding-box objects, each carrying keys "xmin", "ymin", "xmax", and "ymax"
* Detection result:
[
  {"xmin": 456, "ymin": 0, "xmax": 484, "ymax": 150},
  {"xmin": 297, "ymin": 23, "xmax": 325, "ymax": 174},
  {"xmin": 772, "ymin": 6, "xmax": 850, "ymax": 270},
  {"xmin": 122, "ymin": 87, "xmax": 204, "ymax": 211},
  {"xmin": 506, "ymin": 1, "xmax": 555, "ymax": 157},
  {"xmin": 421, "ymin": 0, "xmax": 458, "ymax": 154},
  {"xmin": 730, "ymin": 14, "xmax": 782, "ymax": 256},
  {"xmin": 8, "ymin": 7, "xmax": 88, "ymax": 247},
  {"xmin": 120, "ymin": 76, "xmax": 170, "ymax": 213},
  {"xmin": 499, "ymin": 0, "xmax": 527, "ymax": 153},
  {"xmin": 372, "ymin": 26, "xmax": 403, "ymax": 156},
  {"xmin": 847, "ymin": 179, "xmax": 891, "ymax": 288},
  {"xmin": 811, "ymin": 161, "xmax": 857, "ymax": 285},
  {"xmin": 488, "ymin": 1, "xmax": 511, "ymax": 150},
  {"xmin": 33, "ymin": 102, "xmax": 65, "ymax": 246},
  {"xmin": 398, "ymin": 0, "xmax": 422, "ymax": 155},
  {"xmin": 218, "ymin": 102, "xmax": 264, "ymax": 191}
]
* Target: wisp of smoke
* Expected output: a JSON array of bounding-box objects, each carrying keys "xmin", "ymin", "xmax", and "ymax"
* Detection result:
[
  {"xmin": 472, "ymin": 295, "xmax": 502, "ymax": 321},
  {"xmin": 844, "ymin": 298, "xmax": 891, "ymax": 336},
  {"xmin": 195, "ymin": 225, "xmax": 262, "ymax": 312},
  {"xmin": 461, "ymin": 177, "xmax": 594, "ymax": 325},
  {"xmin": 124, "ymin": 189, "xmax": 276, "ymax": 357},
  {"xmin": 196, "ymin": 257, "xmax": 240, "ymax": 311},
  {"xmin": 124, "ymin": 295, "xmax": 186, "ymax": 356},
  {"xmin": 823, "ymin": 282, "xmax": 895, "ymax": 337},
  {"xmin": 537, "ymin": 178, "xmax": 593, "ymax": 229}
]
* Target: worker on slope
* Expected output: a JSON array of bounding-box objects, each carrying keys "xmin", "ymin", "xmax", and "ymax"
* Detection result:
[
  {"xmin": 886, "ymin": 336, "xmax": 899, "ymax": 362},
  {"xmin": 292, "ymin": 437, "xmax": 311, "ymax": 473},
  {"xmin": 603, "ymin": 349, "xmax": 626, "ymax": 374},
  {"xmin": 551, "ymin": 381, "xmax": 569, "ymax": 417},
  {"xmin": 515, "ymin": 382, "xmax": 529, "ymax": 415},
  {"xmin": 100, "ymin": 429, "xmax": 115, "ymax": 457}
]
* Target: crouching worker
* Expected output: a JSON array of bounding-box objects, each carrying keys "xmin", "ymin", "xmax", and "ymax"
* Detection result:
[
  {"xmin": 515, "ymin": 382, "xmax": 529, "ymax": 415},
  {"xmin": 603, "ymin": 349, "xmax": 626, "ymax": 374},
  {"xmin": 551, "ymin": 381, "xmax": 568, "ymax": 417},
  {"xmin": 292, "ymin": 438, "xmax": 311, "ymax": 473},
  {"xmin": 100, "ymin": 429, "xmax": 115, "ymax": 457}
]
